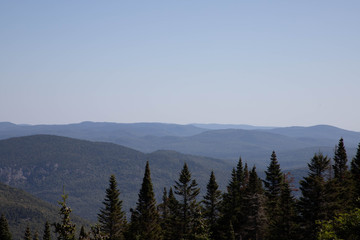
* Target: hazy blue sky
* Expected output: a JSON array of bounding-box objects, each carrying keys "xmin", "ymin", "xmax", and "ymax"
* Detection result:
[{"xmin": 1, "ymin": 1, "xmax": 360, "ymax": 131}]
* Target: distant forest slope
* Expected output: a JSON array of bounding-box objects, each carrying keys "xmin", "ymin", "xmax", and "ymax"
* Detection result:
[
  {"xmin": 0, "ymin": 182, "xmax": 90, "ymax": 240},
  {"xmin": 0, "ymin": 122, "xmax": 359, "ymax": 167},
  {"xmin": 0, "ymin": 135, "xmax": 233, "ymax": 221}
]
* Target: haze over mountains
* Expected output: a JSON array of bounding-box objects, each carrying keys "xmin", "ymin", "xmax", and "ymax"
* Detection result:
[{"xmin": 0, "ymin": 122, "xmax": 359, "ymax": 169}]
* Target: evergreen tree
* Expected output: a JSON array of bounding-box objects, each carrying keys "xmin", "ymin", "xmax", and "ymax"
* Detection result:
[
  {"xmin": 98, "ymin": 175, "xmax": 126, "ymax": 240},
  {"xmin": 130, "ymin": 161, "xmax": 162, "ymax": 240},
  {"xmin": 0, "ymin": 214, "xmax": 12, "ymax": 240},
  {"xmin": 331, "ymin": 138, "xmax": 353, "ymax": 212},
  {"xmin": 33, "ymin": 232, "xmax": 39, "ymax": 240},
  {"xmin": 333, "ymin": 138, "xmax": 348, "ymax": 180},
  {"xmin": 43, "ymin": 221, "xmax": 51, "ymax": 240},
  {"xmin": 163, "ymin": 188, "xmax": 181, "ymax": 240},
  {"xmin": 227, "ymin": 222, "xmax": 235, "ymax": 240},
  {"xmin": 174, "ymin": 163, "xmax": 200, "ymax": 240},
  {"xmin": 203, "ymin": 171, "xmax": 221, "ymax": 240},
  {"xmin": 263, "ymin": 151, "xmax": 283, "ymax": 239},
  {"xmin": 351, "ymin": 143, "xmax": 360, "ymax": 207},
  {"xmin": 263, "ymin": 151, "xmax": 283, "ymax": 213},
  {"xmin": 78, "ymin": 226, "xmax": 87, "ymax": 240},
  {"xmin": 298, "ymin": 153, "xmax": 330, "ymax": 240},
  {"xmin": 24, "ymin": 226, "xmax": 31, "ymax": 240},
  {"xmin": 53, "ymin": 191, "xmax": 76, "ymax": 240},
  {"xmin": 268, "ymin": 175, "xmax": 299, "ymax": 240},
  {"xmin": 244, "ymin": 166, "xmax": 266, "ymax": 240}
]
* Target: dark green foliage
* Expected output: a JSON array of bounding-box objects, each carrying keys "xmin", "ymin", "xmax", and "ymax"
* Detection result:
[
  {"xmin": 331, "ymin": 138, "xmax": 353, "ymax": 213},
  {"xmin": 0, "ymin": 214, "xmax": 12, "ymax": 240},
  {"xmin": 268, "ymin": 175, "xmax": 298, "ymax": 240},
  {"xmin": 0, "ymin": 183, "xmax": 89, "ymax": 240},
  {"xmin": 33, "ymin": 231, "xmax": 39, "ymax": 240},
  {"xmin": 98, "ymin": 175, "xmax": 126, "ymax": 240},
  {"xmin": 203, "ymin": 171, "xmax": 221, "ymax": 239},
  {"xmin": 43, "ymin": 222, "xmax": 51, "ymax": 240},
  {"xmin": 298, "ymin": 153, "xmax": 331, "ymax": 240},
  {"xmin": 129, "ymin": 161, "xmax": 162, "ymax": 240},
  {"xmin": 78, "ymin": 226, "xmax": 87, "ymax": 240},
  {"xmin": 263, "ymin": 151, "xmax": 283, "ymax": 213},
  {"xmin": 163, "ymin": 188, "xmax": 181, "ymax": 240},
  {"xmin": 317, "ymin": 208, "xmax": 360, "ymax": 240},
  {"xmin": 333, "ymin": 138, "xmax": 348, "ymax": 180},
  {"xmin": 53, "ymin": 192, "xmax": 76, "ymax": 240},
  {"xmin": 24, "ymin": 226, "xmax": 31, "ymax": 240},
  {"xmin": 174, "ymin": 163, "xmax": 201, "ymax": 239},
  {"xmin": 227, "ymin": 222, "xmax": 235, "ymax": 240},
  {"xmin": 243, "ymin": 166, "xmax": 266, "ymax": 240},
  {"xmin": 351, "ymin": 143, "xmax": 360, "ymax": 207}
]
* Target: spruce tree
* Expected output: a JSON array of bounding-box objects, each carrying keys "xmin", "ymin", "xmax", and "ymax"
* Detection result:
[
  {"xmin": 78, "ymin": 226, "xmax": 87, "ymax": 240},
  {"xmin": 263, "ymin": 151, "xmax": 283, "ymax": 211},
  {"xmin": 130, "ymin": 161, "xmax": 161, "ymax": 240},
  {"xmin": 98, "ymin": 175, "xmax": 126, "ymax": 240},
  {"xmin": 53, "ymin": 191, "xmax": 76, "ymax": 240},
  {"xmin": 351, "ymin": 143, "xmax": 360, "ymax": 207},
  {"xmin": 333, "ymin": 138, "xmax": 348, "ymax": 180},
  {"xmin": 174, "ymin": 163, "xmax": 200, "ymax": 240},
  {"xmin": 268, "ymin": 175, "xmax": 298, "ymax": 240},
  {"xmin": 24, "ymin": 226, "xmax": 31, "ymax": 240},
  {"xmin": 33, "ymin": 232, "xmax": 39, "ymax": 240},
  {"xmin": 0, "ymin": 214, "xmax": 12, "ymax": 240},
  {"xmin": 43, "ymin": 221, "xmax": 51, "ymax": 240},
  {"xmin": 244, "ymin": 166, "xmax": 266, "ymax": 240},
  {"xmin": 331, "ymin": 138, "xmax": 353, "ymax": 212},
  {"xmin": 298, "ymin": 153, "xmax": 330, "ymax": 240},
  {"xmin": 164, "ymin": 188, "xmax": 181, "ymax": 240},
  {"xmin": 203, "ymin": 171, "xmax": 222, "ymax": 240}
]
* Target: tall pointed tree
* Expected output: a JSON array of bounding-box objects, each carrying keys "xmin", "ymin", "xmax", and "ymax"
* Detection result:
[
  {"xmin": 98, "ymin": 174, "xmax": 126, "ymax": 240},
  {"xmin": 24, "ymin": 225, "xmax": 31, "ymax": 240},
  {"xmin": 268, "ymin": 175, "xmax": 299, "ymax": 240},
  {"xmin": 203, "ymin": 171, "xmax": 222, "ymax": 239},
  {"xmin": 33, "ymin": 232, "xmax": 39, "ymax": 240},
  {"xmin": 174, "ymin": 163, "xmax": 200, "ymax": 239},
  {"xmin": 43, "ymin": 221, "xmax": 51, "ymax": 240},
  {"xmin": 130, "ymin": 161, "xmax": 161, "ymax": 240},
  {"xmin": 333, "ymin": 138, "xmax": 348, "ymax": 180},
  {"xmin": 0, "ymin": 214, "xmax": 12, "ymax": 240},
  {"xmin": 54, "ymin": 191, "xmax": 76, "ymax": 240},
  {"xmin": 263, "ymin": 151, "xmax": 283, "ymax": 209},
  {"xmin": 244, "ymin": 166, "xmax": 266, "ymax": 240},
  {"xmin": 331, "ymin": 138, "xmax": 353, "ymax": 212},
  {"xmin": 351, "ymin": 143, "xmax": 360, "ymax": 207},
  {"xmin": 298, "ymin": 153, "xmax": 330, "ymax": 240}
]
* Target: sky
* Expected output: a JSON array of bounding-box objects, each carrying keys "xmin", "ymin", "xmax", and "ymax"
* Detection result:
[{"xmin": 1, "ymin": 1, "xmax": 360, "ymax": 131}]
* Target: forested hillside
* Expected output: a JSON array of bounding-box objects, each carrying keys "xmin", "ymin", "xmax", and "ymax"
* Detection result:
[
  {"xmin": 0, "ymin": 135, "xmax": 232, "ymax": 221},
  {"xmin": 2, "ymin": 138, "xmax": 359, "ymax": 240},
  {"xmin": 0, "ymin": 182, "xmax": 90, "ymax": 240}
]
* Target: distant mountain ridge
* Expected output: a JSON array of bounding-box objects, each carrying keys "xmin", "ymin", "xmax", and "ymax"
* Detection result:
[{"xmin": 0, "ymin": 122, "xmax": 359, "ymax": 168}]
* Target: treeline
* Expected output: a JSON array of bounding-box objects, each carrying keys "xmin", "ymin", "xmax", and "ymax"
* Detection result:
[{"xmin": 1, "ymin": 138, "xmax": 360, "ymax": 240}]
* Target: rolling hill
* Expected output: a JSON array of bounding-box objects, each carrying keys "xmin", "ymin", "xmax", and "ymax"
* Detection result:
[
  {"xmin": 0, "ymin": 135, "xmax": 233, "ymax": 221},
  {"xmin": 0, "ymin": 122, "xmax": 359, "ymax": 168},
  {"xmin": 0, "ymin": 182, "xmax": 90, "ymax": 240}
]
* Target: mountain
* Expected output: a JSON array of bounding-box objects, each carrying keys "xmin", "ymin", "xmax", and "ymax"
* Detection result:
[
  {"xmin": 191, "ymin": 123, "xmax": 274, "ymax": 130},
  {"xmin": 1, "ymin": 122, "xmax": 359, "ymax": 168},
  {"xmin": 0, "ymin": 182, "xmax": 90, "ymax": 240},
  {"xmin": 0, "ymin": 122, "xmax": 207, "ymax": 140},
  {"xmin": 0, "ymin": 135, "xmax": 233, "ymax": 221}
]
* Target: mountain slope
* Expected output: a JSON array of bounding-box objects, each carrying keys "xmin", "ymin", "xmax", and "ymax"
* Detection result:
[
  {"xmin": 0, "ymin": 182, "xmax": 90, "ymax": 240},
  {"xmin": 0, "ymin": 135, "xmax": 232, "ymax": 221}
]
